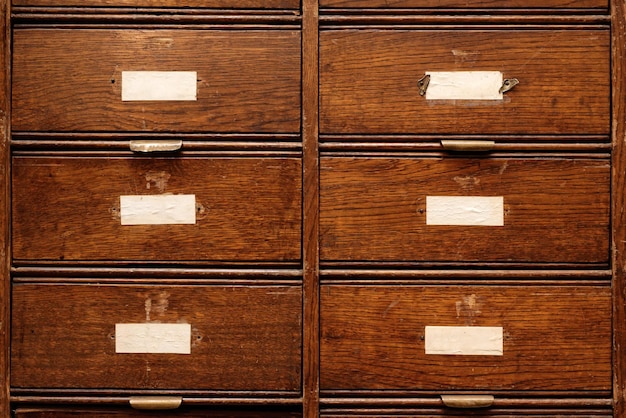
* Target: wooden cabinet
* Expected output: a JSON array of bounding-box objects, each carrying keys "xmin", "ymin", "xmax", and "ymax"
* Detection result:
[{"xmin": 1, "ymin": 0, "xmax": 625, "ymax": 416}]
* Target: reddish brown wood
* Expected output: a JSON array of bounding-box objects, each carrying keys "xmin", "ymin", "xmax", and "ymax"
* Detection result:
[
  {"xmin": 13, "ymin": 0, "xmax": 299, "ymax": 8},
  {"xmin": 320, "ymin": 29, "xmax": 610, "ymax": 136},
  {"xmin": 12, "ymin": 156, "xmax": 302, "ymax": 263},
  {"xmin": 319, "ymin": 0, "xmax": 606, "ymax": 9},
  {"xmin": 11, "ymin": 283, "xmax": 302, "ymax": 391},
  {"xmin": 320, "ymin": 157, "xmax": 610, "ymax": 264},
  {"xmin": 12, "ymin": 29, "xmax": 301, "ymax": 133},
  {"xmin": 320, "ymin": 284, "xmax": 611, "ymax": 391},
  {"xmin": 14, "ymin": 408, "xmax": 302, "ymax": 417}
]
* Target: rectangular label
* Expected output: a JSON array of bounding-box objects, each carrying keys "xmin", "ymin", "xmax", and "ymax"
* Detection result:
[
  {"xmin": 425, "ymin": 326, "xmax": 503, "ymax": 356},
  {"xmin": 121, "ymin": 71, "xmax": 197, "ymax": 101},
  {"xmin": 426, "ymin": 196, "xmax": 504, "ymax": 226},
  {"xmin": 115, "ymin": 323, "xmax": 191, "ymax": 354},
  {"xmin": 425, "ymin": 71, "xmax": 503, "ymax": 100},
  {"xmin": 120, "ymin": 194, "xmax": 196, "ymax": 225}
]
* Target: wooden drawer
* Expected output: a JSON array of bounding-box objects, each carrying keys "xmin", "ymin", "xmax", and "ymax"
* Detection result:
[
  {"xmin": 320, "ymin": 29, "xmax": 609, "ymax": 136},
  {"xmin": 321, "ymin": 408, "xmax": 612, "ymax": 417},
  {"xmin": 13, "ymin": 0, "xmax": 298, "ymax": 9},
  {"xmin": 11, "ymin": 283, "xmax": 302, "ymax": 391},
  {"xmin": 320, "ymin": 284, "xmax": 612, "ymax": 391},
  {"xmin": 319, "ymin": 0, "xmax": 606, "ymax": 9},
  {"xmin": 320, "ymin": 157, "xmax": 609, "ymax": 264},
  {"xmin": 14, "ymin": 408, "xmax": 302, "ymax": 417},
  {"xmin": 12, "ymin": 156, "xmax": 302, "ymax": 263},
  {"xmin": 12, "ymin": 29, "xmax": 301, "ymax": 133}
]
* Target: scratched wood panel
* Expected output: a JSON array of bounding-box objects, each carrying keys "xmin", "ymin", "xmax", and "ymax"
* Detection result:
[
  {"xmin": 13, "ymin": 0, "xmax": 298, "ymax": 8},
  {"xmin": 320, "ymin": 0, "xmax": 606, "ymax": 8},
  {"xmin": 12, "ymin": 29, "xmax": 301, "ymax": 133},
  {"xmin": 14, "ymin": 410, "xmax": 302, "ymax": 417},
  {"xmin": 11, "ymin": 283, "xmax": 302, "ymax": 391},
  {"xmin": 320, "ymin": 157, "xmax": 609, "ymax": 264},
  {"xmin": 12, "ymin": 156, "xmax": 302, "ymax": 262},
  {"xmin": 320, "ymin": 284, "xmax": 612, "ymax": 391},
  {"xmin": 14, "ymin": 410, "xmax": 301, "ymax": 417},
  {"xmin": 320, "ymin": 29, "xmax": 610, "ymax": 136}
]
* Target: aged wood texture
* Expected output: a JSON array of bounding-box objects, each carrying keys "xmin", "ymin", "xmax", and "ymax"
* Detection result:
[
  {"xmin": 12, "ymin": 29, "xmax": 301, "ymax": 133},
  {"xmin": 12, "ymin": 283, "xmax": 302, "ymax": 391},
  {"xmin": 320, "ymin": 0, "xmax": 606, "ymax": 8},
  {"xmin": 15, "ymin": 410, "xmax": 302, "ymax": 417},
  {"xmin": 13, "ymin": 0, "xmax": 299, "ymax": 8},
  {"xmin": 320, "ymin": 29, "xmax": 610, "ymax": 136},
  {"xmin": 320, "ymin": 284, "xmax": 611, "ymax": 391},
  {"xmin": 320, "ymin": 157, "xmax": 609, "ymax": 264},
  {"xmin": 0, "ymin": 0, "xmax": 8, "ymax": 413},
  {"xmin": 12, "ymin": 156, "xmax": 302, "ymax": 262}
]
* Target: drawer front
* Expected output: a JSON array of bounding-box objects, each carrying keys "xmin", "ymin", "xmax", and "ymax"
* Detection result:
[
  {"xmin": 13, "ymin": 29, "xmax": 301, "ymax": 133},
  {"xmin": 12, "ymin": 156, "xmax": 302, "ymax": 262},
  {"xmin": 320, "ymin": 29, "xmax": 609, "ymax": 136},
  {"xmin": 320, "ymin": 0, "xmax": 606, "ymax": 9},
  {"xmin": 320, "ymin": 157, "xmax": 609, "ymax": 264},
  {"xmin": 12, "ymin": 283, "xmax": 302, "ymax": 390},
  {"xmin": 320, "ymin": 285, "xmax": 612, "ymax": 391},
  {"xmin": 14, "ymin": 409, "xmax": 302, "ymax": 417},
  {"xmin": 13, "ymin": 0, "xmax": 298, "ymax": 9}
]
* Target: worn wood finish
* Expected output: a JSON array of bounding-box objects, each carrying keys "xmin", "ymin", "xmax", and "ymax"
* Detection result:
[
  {"xmin": 321, "ymin": 410, "xmax": 612, "ymax": 417},
  {"xmin": 320, "ymin": 29, "xmax": 609, "ymax": 136},
  {"xmin": 14, "ymin": 408, "xmax": 302, "ymax": 417},
  {"xmin": 320, "ymin": 0, "xmax": 606, "ymax": 8},
  {"xmin": 13, "ymin": 0, "xmax": 299, "ymax": 8},
  {"xmin": 0, "ymin": 0, "xmax": 8, "ymax": 413},
  {"xmin": 320, "ymin": 157, "xmax": 609, "ymax": 264},
  {"xmin": 11, "ymin": 283, "xmax": 302, "ymax": 391},
  {"xmin": 12, "ymin": 156, "xmax": 302, "ymax": 263},
  {"xmin": 12, "ymin": 29, "xmax": 301, "ymax": 133},
  {"xmin": 320, "ymin": 284, "xmax": 611, "ymax": 391}
]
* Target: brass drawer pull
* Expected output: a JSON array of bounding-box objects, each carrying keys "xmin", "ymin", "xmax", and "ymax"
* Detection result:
[
  {"xmin": 129, "ymin": 139, "xmax": 183, "ymax": 153},
  {"xmin": 441, "ymin": 395, "xmax": 494, "ymax": 409},
  {"xmin": 440, "ymin": 139, "xmax": 495, "ymax": 152},
  {"xmin": 499, "ymin": 78, "xmax": 519, "ymax": 94},
  {"xmin": 129, "ymin": 396, "xmax": 183, "ymax": 410}
]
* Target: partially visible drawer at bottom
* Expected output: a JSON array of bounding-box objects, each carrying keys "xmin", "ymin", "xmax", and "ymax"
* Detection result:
[
  {"xmin": 14, "ymin": 408, "xmax": 302, "ymax": 417},
  {"xmin": 11, "ymin": 283, "xmax": 302, "ymax": 392}
]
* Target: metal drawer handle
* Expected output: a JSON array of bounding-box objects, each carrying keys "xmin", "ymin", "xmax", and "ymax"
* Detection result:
[
  {"xmin": 129, "ymin": 139, "xmax": 183, "ymax": 153},
  {"xmin": 129, "ymin": 396, "xmax": 183, "ymax": 410},
  {"xmin": 441, "ymin": 139, "xmax": 495, "ymax": 152},
  {"xmin": 441, "ymin": 395, "xmax": 494, "ymax": 409},
  {"xmin": 499, "ymin": 78, "xmax": 519, "ymax": 94}
]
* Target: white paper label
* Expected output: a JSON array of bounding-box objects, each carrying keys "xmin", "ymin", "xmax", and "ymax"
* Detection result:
[
  {"xmin": 425, "ymin": 326, "xmax": 503, "ymax": 356},
  {"xmin": 425, "ymin": 71, "xmax": 503, "ymax": 100},
  {"xmin": 120, "ymin": 194, "xmax": 196, "ymax": 225},
  {"xmin": 426, "ymin": 196, "xmax": 504, "ymax": 226},
  {"xmin": 121, "ymin": 71, "xmax": 197, "ymax": 101},
  {"xmin": 115, "ymin": 323, "xmax": 191, "ymax": 354}
]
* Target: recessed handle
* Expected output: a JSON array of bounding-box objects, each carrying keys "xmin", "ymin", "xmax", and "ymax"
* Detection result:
[
  {"xmin": 441, "ymin": 139, "xmax": 495, "ymax": 152},
  {"xmin": 129, "ymin": 396, "xmax": 183, "ymax": 410},
  {"xmin": 441, "ymin": 395, "xmax": 494, "ymax": 409},
  {"xmin": 129, "ymin": 139, "xmax": 183, "ymax": 153}
]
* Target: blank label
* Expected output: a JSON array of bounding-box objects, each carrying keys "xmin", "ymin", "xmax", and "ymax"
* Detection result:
[
  {"xmin": 425, "ymin": 71, "xmax": 503, "ymax": 100},
  {"xmin": 425, "ymin": 326, "xmax": 504, "ymax": 356},
  {"xmin": 120, "ymin": 195, "xmax": 196, "ymax": 225},
  {"xmin": 426, "ymin": 196, "xmax": 504, "ymax": 226},
  {"xmin": 121, "ymin": 71, "xmax": 197, "ymax": 101},
  {"xmin": 116, "ymin": 323, "xmax": 192, "ymax": 354}
]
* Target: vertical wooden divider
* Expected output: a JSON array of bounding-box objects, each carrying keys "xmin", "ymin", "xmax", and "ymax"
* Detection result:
[
  {"xmin": 0, "ymin": 0, "xmax": 9, "ymax": 413},
  {"xmin": 613, "ymin": 0, "xmax": 626, "ymax": 416},
  {"xmin": 302, "ymin": 0, "xmax": 320, "ymax": 416}
]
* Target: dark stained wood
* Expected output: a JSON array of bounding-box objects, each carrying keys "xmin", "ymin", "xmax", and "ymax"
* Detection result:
[
  {"xmin": 319, "ymin": 0, "xmax": 606, "ymax": 8},
  {"xmin": 320, "ymin": 29, "xmax": 610, "ymax": 136},
  {"xmin": 13, "ymin": 0, "xmax": 299, "ymax": 8},
  {"xmin": 12, "ymin": 156, "xmax": 302, "ymax": 263},
  {"xmin": 611, "ymin": 0, "xmax": 626, "ymax": 414},
  {"xmin": 320, "ymin": 284, "xmax": 612, "ymax": 391},
  {"xmin": 302, "ymin": 0, "xmax": 320, "ymax": 415},
  {"xmin": 321, "ymin": 409, "xmax": 612, "ymax": 417},
  {"xmin": 14, "ymin": 408, "xmax": 302, "ymax": 417},
  {"xmin": 12, "ymin": 29, "xmax": 301, "ymax": 133},
  {"xmin": 320, "ymin": 157, "xmax": 610, "ymax": 264},
  {"xmin": 11, "ymin": 283, "xmax": 302, "ymax": 391}
]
